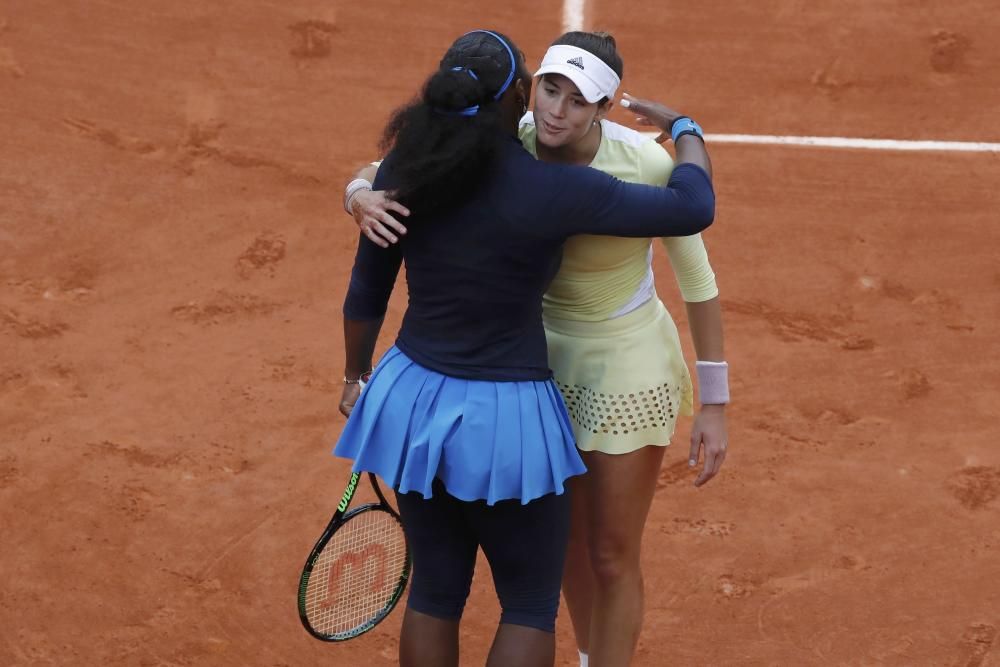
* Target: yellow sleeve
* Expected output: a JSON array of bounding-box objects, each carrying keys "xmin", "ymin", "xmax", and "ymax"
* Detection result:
[
  {"xmin": 637, "ymin": 140, "xmax": 719, "ymax": 303},
  {"xmin": 661, "ymin": 234, "xmax": 719, "ymax": 302},
  {"xmin": 518, "ymin": 118, "xmax": 538, "ymax": 156}
]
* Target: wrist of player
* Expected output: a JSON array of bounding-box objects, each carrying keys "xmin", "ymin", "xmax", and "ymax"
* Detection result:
[
  {"xmin": 343, "ymin": 369, "xmax": 373, "ymax": 385},
  {"xmin": 344, "ymin": 178, "xmax": 373, "ymax": 215},
  {"xmin": 695, "ymin": 360, "xmax": 729, "ymax": 405},
  {"xmin": 671, "ymin": 116, "xmax": 705, "ymax": 143}
]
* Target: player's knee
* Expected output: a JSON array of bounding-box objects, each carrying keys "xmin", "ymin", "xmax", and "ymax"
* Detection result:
[
  {"xmin": 492, "ymin": 554, "xmax": 564, "ymax": 633},
  {"xmin": 589, "ymin": 537, "xmax": 641, "ymax": 587},
  {"xmin": 496, "ymin": 590, "xmax": 561, "ymax": 633},
  {"xmin": 407, "ymin": 576, "xmax": 472, "ymax": 620}
]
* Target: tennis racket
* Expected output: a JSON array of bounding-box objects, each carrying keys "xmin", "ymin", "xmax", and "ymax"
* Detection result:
[{"xmin": 298, "ymin": 471, "xmax": 411, "ymax": 641}]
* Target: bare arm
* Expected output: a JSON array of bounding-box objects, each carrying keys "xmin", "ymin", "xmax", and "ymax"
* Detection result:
[
  {"xmin": 354, "ymin": 163, "xmax": 378, "ymax": 184},
  {"xmin": 686, "ymin": 296, "xmax": 724, "ymax": 362},
  {"xmin": 674, "ymin": 133, "xmax": 713, "ymax": 180},
  {"xmin": 685, "ymin": 295, "xmax": 728, "ymax": 487}
]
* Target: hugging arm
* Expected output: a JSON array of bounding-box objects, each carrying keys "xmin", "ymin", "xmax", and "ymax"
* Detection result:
[{"xmin": 546, "ymin": 160, "xmax": 716, "ymax": 240}]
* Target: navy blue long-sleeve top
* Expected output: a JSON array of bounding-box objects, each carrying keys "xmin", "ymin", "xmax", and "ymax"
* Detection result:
[{"xmin": 343, "ymin": 135, "xmax": 714, "ymax": 381}]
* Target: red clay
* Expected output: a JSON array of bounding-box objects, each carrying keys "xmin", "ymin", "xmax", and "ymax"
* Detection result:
[{"xmin": 1, "ymin": 1, "xmax": 998, "ymax": 665}]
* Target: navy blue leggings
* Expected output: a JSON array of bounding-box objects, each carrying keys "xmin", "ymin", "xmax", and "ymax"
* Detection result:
[{"xmin": 394, "ymin": 479, "xmax": 571, "ymax": 633}]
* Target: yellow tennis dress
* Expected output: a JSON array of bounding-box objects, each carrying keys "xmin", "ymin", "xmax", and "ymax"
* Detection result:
[{"xmin": 519, "ymin": 115, "xmax": 719, "ymax": 454}]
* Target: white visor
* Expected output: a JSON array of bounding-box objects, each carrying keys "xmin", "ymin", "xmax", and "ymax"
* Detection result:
[{"xmin": 533, "ymin": 44, "xmax": 621, "ymax": 103}]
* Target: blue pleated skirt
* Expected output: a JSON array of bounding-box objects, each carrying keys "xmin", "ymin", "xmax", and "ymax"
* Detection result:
[{"xmin": 333, "ymin": 346, "xmax": 586, "ymax": 505}]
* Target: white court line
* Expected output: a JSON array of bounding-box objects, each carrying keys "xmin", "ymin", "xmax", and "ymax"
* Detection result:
[
  {"xmin": 562, "ymin": 0, "xmax": 998, "ymax": 153},
  {"xmin": 562, "ymin": 0, "xmax": 585, "ymax": 32},
  {"xmin": 641, "ymin": 132, "xmax": 1000, "ymax": 153}
]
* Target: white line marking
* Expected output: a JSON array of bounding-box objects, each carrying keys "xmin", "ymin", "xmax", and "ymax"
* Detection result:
[
  {"xmin": 571, "ymin": 0, "xmax": 998, "ymax": 154},
  {"xmin": 641, "ymin": 132, "xmax": 1000, "ymax": 153},
  {"xmin": 562, "ymin": 0, "xmax": 585, "ymax": 32}
]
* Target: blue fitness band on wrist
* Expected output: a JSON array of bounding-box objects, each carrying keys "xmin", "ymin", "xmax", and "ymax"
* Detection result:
[{"xmin": 671, "ymin": 117, "xmax": 704, "ymax": 143}]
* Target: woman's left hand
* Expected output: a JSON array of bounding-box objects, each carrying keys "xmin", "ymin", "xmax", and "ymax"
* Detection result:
[
  {"xmin": 351, "ymin": 189, "xmax": 410, "ymax": 248},
  {"xmin": 689, "ymin": 404, "xmax": 728, "ymax": 487},
  {"xmin": 339, "ymin": 382, "xmax": 362, "ymax": 418}
]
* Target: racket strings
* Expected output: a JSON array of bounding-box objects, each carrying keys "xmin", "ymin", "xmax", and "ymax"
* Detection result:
[{"xmin": 303, "ymin": 509, "xmax": 408, "ymax": 637}]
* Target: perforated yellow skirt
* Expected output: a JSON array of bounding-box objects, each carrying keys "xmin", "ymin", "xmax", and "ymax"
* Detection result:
[{"xmin": 542, "ymin": 297, "xmax": 694, "ymax": 455}]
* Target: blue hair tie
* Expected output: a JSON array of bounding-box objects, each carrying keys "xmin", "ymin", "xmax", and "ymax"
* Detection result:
[
  {"xmin": 440, "ymin": 66, "xmax": 480, "ymax": 114},
  {"xmin": 450, "ymin": 65, "xmax": 479, "ymax": 81},
  {"xmin": 461, "ymin": 29, "xmax": 516, "ymax": 100},
  {"xmin": 441, "ymin": 104, "xmax": 480, "ymax": 117}
]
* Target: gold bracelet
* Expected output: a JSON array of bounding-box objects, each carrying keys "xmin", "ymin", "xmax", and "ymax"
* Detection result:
[{"xmin": 343, "ymin": 370, "xmax": 373, "ymax": 385}]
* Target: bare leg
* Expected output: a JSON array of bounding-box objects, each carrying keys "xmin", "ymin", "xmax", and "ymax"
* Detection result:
[
  {"xmin": 486, "ymin": 623, "xmax": 556, "ymax": 667},
  {"xmin": 583, "ymin": 446, "xmax": 666, "ymax": 667},
  {"xmin": 562, "ymin": 473, "xmax": 595, "ymax": 656},
  {"xmin": 399, "ymin": 607, "xmax": 460, "ymax": 667}
]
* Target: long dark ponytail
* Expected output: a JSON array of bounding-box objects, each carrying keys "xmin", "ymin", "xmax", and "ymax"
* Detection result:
[{"xmin": 379, "ymin": 30, "xmax": 526, "ymax": 212}]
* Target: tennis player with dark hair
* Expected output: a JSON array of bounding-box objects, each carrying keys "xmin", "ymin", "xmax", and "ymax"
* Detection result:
[
  {"xmin": 347, "ymin": 30, "xmax": 728, "ymax": 667},
  {"xmin": 334, "ymin": 28, "xmax": 715, "ymax": 667}
]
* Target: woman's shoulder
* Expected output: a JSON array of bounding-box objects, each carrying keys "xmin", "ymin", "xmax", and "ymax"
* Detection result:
[
  {"xmin": 600, "ymin": 121, "xmax": 670, "ymax": 159},
  {"xmin": 518, "ymin": 112, "xmax": 538, "ymax": 154},
  {"xmin": 598, "ymin": 120, "xmax": 674, "ymax": 184},
  {"xmin": 599, "ymin": 119, "xmax": 654, "ymax": 149}
]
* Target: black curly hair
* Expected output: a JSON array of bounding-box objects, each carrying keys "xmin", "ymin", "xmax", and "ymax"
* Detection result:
[{"xmin": 379, "ymin": 30, "xmax": 529, "ymax": 212}]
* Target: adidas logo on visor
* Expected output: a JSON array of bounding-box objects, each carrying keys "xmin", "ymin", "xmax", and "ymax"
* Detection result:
[{"xmin": 566, "ymin": 56, "xmax": 585, "ymax": 69}]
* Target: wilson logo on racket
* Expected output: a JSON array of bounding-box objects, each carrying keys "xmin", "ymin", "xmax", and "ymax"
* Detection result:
[
  {"xmin": 320, "ymin": 543, "xmax": 390, "ymax": 608},
  {"xmin": 337, "ymin": 475, "xmax": 359, "ymax": 512}
]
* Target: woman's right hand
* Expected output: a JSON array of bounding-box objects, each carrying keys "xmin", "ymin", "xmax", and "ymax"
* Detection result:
[
  {"xmin": 620, "ymin": 92, "xmax": 686, "ymax": 144},
  {"xmin": 350, "ymin": 189, "xmax": 410, "ymax": 247}
]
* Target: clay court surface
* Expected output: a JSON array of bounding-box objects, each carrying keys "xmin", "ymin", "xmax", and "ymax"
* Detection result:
[{"xmin": 2, "ymin": 1, "xmax": 999, "ymax": 665}]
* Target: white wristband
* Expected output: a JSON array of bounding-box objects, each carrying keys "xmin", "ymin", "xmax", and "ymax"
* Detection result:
[
  {"xmin": 344, "ymin": 178, "xmax": 373, "ymax": 215},
  {"xmin": 695, "ymin": 360, "xmax": 729, "ymax": 405}
]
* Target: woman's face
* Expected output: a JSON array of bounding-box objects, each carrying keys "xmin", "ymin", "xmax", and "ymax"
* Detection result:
[{"xmin": 533, "ymin": 74, "xmax": 607, "ymax": 148}]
